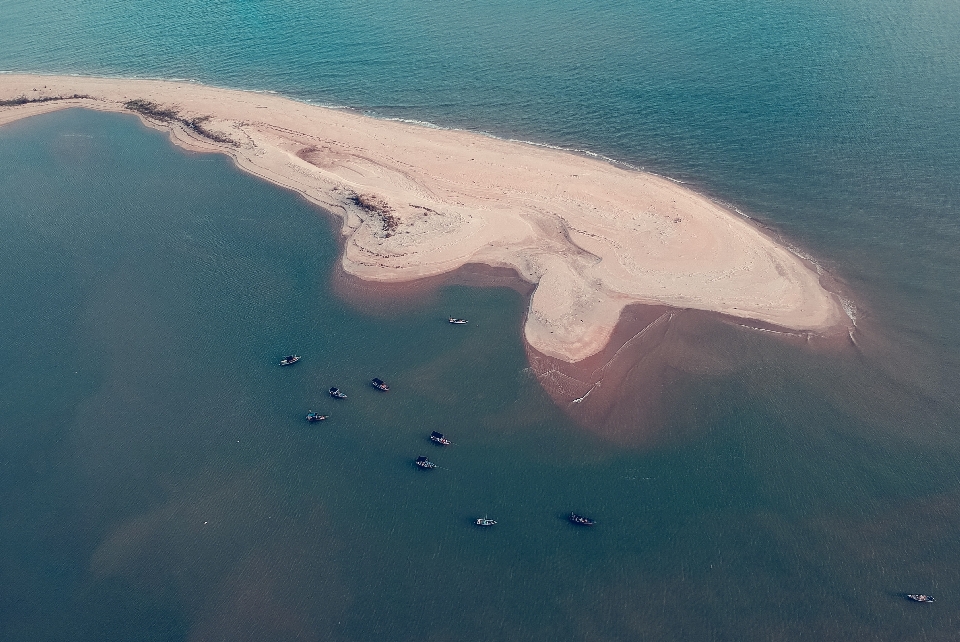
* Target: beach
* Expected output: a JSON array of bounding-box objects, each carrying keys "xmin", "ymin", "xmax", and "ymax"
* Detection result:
[{"xmin": 0, "ymin": 74, "xmax": 846, "ymax": 362}]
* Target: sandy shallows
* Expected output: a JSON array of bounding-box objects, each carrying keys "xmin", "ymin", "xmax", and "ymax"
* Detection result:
[{"xmin": 0, "ymin": 74, "xmax": 846, "ymax": 362}]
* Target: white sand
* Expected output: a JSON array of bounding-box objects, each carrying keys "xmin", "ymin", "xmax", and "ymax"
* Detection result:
[{"xmin": 0, "ymin": 74, "xmax": 846, "ymax": 361}]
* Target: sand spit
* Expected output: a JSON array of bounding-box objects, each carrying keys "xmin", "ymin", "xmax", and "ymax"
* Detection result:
[{"xmin": 0, "ymin": 74, "xmax": 846, "ymax": 362}]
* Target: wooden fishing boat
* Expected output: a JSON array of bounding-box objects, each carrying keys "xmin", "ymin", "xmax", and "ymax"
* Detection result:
[
  {"xmin": 415, "ymin": 456, "xmax": 437, "ymax": 469},
  {"xmin": 906, "ymin": 594, "xmax": 935, "ymax": 603},
  {"xmin": 568, "ymin": 513, "xmax": 596, "ymax": 526}
]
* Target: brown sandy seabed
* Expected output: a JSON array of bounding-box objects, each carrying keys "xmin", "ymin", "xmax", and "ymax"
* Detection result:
[{"xmin": 0, "ymin": 75, "xmax": 858, "ymax": 442}]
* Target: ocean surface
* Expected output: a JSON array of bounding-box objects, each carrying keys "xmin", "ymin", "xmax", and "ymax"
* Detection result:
[{"xmin": 2, "ymin": 1, "xmax": 960, "ymax": 640}]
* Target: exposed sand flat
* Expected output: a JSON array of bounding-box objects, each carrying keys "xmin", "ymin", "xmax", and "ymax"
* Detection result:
[{"xmin": 0, "ymin": 74, "xmax": 846, "ymax": 362}]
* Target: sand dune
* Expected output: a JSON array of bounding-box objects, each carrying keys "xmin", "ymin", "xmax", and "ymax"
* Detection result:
[{"xmin": 0, "ymin": 74, "xmax": 846, "ymax": 361}]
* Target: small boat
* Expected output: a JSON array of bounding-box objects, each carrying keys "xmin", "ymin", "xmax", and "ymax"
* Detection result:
[
  {"xmin": 475, "ymin": 517, "xmax": 497, "ymax": 527},
  {"xmin": 305, "ymin": 412, "xmax": 328, "ymax": 422},
  {"xmin": 448, "ymin": 318, "xmax": 468, "ymax": 324},
  {"xmin": 371, "ymin": 378, "xmax": 389, "ymax": 392},
  {"xmin": 568, "ymin": 513, "xmax": 596, "ymax": 526},
  {"xmin": 906, "ymin": 594, "xmax": 935, "ymax": 603},
  {"xmin": 329, "ymin": 387, "xmax": 347, "ymax": 399},
  {"xmin": 415, "ymin": 456, "xmax": 437, "ymax": 469},
  {"xmin": 430, "ymin": 431, "xmax": 451, "ymax": 446},
  {"xmin": 279, "ymin": 355, "xmax": 300, "ymax": 366}
]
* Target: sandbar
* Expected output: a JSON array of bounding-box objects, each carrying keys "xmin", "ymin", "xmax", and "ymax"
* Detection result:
[{"xmin": 0, "ymin": 74, "xmax": 846, "ymax": 362}]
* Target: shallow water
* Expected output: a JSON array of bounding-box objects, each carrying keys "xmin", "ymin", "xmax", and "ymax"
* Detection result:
[
  {"xmin": 2, "ymin": 0, "xmax": 960, "ymax": 639},
  {"xmin": 1, "ymin": 106, "xmax": 958, "ymax": 642}
]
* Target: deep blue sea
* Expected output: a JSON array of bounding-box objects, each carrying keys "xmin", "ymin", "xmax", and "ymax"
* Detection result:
[{"xmin": 2, "ymin": 1, "xmax": 960, "ymax": 640}]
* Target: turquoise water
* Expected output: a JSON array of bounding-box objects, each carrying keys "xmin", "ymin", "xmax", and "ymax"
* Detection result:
[{"xmin": 2, "ymin": 1, "xmax": 960, "ymax": 639}]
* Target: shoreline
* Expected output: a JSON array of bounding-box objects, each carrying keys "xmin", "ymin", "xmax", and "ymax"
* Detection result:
[{"xmin": 0, "ymin": 73, "xmax": 849, "ymax": 363}]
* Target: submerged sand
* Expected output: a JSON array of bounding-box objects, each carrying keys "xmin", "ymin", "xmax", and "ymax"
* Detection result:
[{"xmin": 0, "ymin": 74, "xmax": 846, "ymax": 362}]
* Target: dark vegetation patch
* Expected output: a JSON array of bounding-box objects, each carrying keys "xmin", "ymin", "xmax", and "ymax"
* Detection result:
[
  {"xmin": 0, "ymin": 93, "xmax": 91, "ymax": 107},
  {"xmin": 123, "ymin": 98, "xmax": 179, "ymax": 121},
  {"xmin": 349, "ymin": 192, "xmax": 400, "ymax": 236},
  {"xmin": 123, "ymin": 99, "xmax": 237, "ymax": 146}
]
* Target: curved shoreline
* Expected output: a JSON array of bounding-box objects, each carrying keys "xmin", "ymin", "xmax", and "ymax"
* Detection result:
[{"xmin": 0, "ymin": 74, "xmax": 848, "ymax": 362}]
